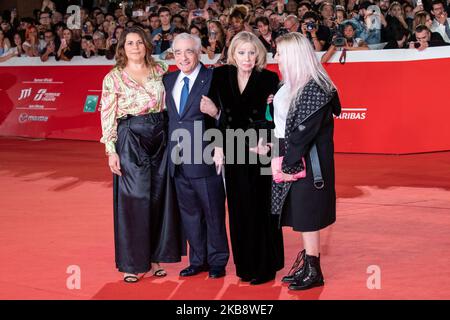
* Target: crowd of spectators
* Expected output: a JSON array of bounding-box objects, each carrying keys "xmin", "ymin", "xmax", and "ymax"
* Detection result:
[{"xmin": 0, "ymin": 0, "xmax": 449, "ymax": 63}]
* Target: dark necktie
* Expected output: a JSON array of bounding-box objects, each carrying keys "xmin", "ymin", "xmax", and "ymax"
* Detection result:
[{"xmin": 179, "ymin": 76, "xmax": 189, "ymax": 114}]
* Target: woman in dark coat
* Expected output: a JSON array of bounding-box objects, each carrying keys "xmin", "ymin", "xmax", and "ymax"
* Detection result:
[
  {"xmin": 204, "ymin": 31, "xmax": 284, "ymax": 285},
  {"xmin": 271, "ymin": 32, "xmax": 341, "ymax": 290}
]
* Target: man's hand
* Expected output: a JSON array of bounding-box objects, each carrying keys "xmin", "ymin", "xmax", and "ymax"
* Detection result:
[
  {"xmin": 200, "ymin": 95, "xmax": 219, "ymax": 118},
  {"xmin": 47, "ymin": 42, "xmax": 55, "ymax": 53},
  {"xmin": 152, "ymin": 33, "xmax": 162, "ymax": 43},
  {"xmin": 88, "ymin": 42, "xmax": 96, "ymax": 52},
  {"xmin": 213, "ymin": 147, "xmax": 224, "ymax": 175},
  {"xmin": 437, "ymin": 12, "xmax": 448, "ymax": 25}
]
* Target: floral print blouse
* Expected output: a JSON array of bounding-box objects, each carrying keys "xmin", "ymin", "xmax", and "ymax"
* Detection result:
[{"xmin": 100, "ymin": 61, "xmax": 168, "ymax": 155}]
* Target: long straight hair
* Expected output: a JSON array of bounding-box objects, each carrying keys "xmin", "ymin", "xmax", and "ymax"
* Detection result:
[{"xmin": 276, "ymin": 32, "xmax": 335, "ymax": 105}]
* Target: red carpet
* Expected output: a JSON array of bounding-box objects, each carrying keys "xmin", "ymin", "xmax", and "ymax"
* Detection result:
[{"xmin": 0, "ymin": 137, "xmax": 449, "ymax": 300}]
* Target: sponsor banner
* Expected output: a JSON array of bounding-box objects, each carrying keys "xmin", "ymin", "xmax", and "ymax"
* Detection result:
[{"xmin": 1, "ymin": 49, "xmax": 450, "ymax": 153}]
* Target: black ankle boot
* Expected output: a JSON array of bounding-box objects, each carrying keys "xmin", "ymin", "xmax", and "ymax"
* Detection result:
[
  {"xmin": 288, "ymin": 254, "xmax": 324, "ymax": 290},
  {"xmin": 281, "ymin": 249, "xmax": 306, "ymax": 283}
]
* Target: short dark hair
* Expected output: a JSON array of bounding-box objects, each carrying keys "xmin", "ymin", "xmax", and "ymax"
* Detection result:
[
  {"xmin": 299, "ymin": 1, "xmax": 312, "ymax": 10},
  {"xmin": 431, "ymin": 0, "xmax": 446, "ymax": 8},
  {"xmin": 173, "ymin": 27, "xmax": 186, "ymax": 34},
  {"xmin": 302, "ymin": 11, "xmax": 319, "ymax": 22},
  {"xmin": 414, "ymin": 24, "xmax": 431, "ymax": 32},
  {"xmin": 255, "ymin": 16, "xmax": 270, "ymax": 26},
  {"xmin": 359, "ymin": 1, "xmax": 373, "ymax": 10},
  {"xmin": 320, "ymin": 2, "xmax": 335, "ymax": 12},
  {"xmin": 415, "ymin": 24, "xmax": 430, "ymax": 33},
  {"xmin": 40, "ymin": 11, "xmax": 52, "ymax": 17},
  {"xmin": 158, "ymin": 6, "xmax": 171, "ymax": 16},
  {"xmin": 342, "ymin": 21, "xmax": 356, "ymax": 30},
  {"xmin": 171, "ymin": 14, "xmax": 184, "ymax": 23}
]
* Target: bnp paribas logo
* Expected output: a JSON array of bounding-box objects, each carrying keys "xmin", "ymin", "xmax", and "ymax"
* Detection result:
[
  {"xmin": 334, "ymin": 107, "xmax": 367, "ymax": 120},
  {"xmin": 83, "ymin": 95, "xmax": 99, "ymax": 112}
]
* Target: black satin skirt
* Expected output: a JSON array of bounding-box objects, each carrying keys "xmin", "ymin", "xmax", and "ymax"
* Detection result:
[{"xmin": 113, "ymin": 112, "xmax": 186, "ymax": 274}]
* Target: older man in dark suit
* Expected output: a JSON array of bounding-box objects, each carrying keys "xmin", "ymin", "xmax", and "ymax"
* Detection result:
[{"xmin": 163, "ymin": 33, "xmax": 229, "ymax": 279}]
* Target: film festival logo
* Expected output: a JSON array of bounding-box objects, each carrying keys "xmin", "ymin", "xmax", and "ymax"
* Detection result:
[
  {"xmin": 18, "ymin": 88, "xmax": 61, "ymax": 102},
  {"xmin": 169, "ymin": 122, "xmax": 278, "ymax": 176}
]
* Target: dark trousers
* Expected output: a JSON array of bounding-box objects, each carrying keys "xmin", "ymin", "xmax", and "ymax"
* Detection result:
[
  {"xmin": 174, "ymin": 165, "xmax": 229, "ymax": 268},
  {"xmin": 114, "ymin": 113, "xmax": 184, "ymax": 274}
]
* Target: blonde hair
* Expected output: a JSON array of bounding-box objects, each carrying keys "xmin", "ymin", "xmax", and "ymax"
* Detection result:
[
  {"xmin": 276, "ymin": 32, "xmax": 335, "ymax": 103},
  {"xmin": 227, "ymin": 31, "xmax": 267, "ymax": 71},
  {"xmin": 413, "ymin": 10, "xmax": 431, "ymax": 30}
]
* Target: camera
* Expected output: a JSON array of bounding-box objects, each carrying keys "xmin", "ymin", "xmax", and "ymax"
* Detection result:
[
  {"xmin": 193, "ymin": 9, "xmax": 203, "ymax": 17},
  {"xmin": 414, "ymin": 42, "xmax": 421, "ymax": 48},
  {"xmin": 332, "ymin": 36, "xmax": 346, "ymax": 47},
  {"xmin": 306, "ymin": 22, "xmax": 316, "ymax": 31},
  {"xmin": 209, "ymin": 31, "xmax": 216, "ymax": 40}
]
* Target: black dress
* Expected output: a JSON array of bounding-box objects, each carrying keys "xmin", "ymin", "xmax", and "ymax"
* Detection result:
[{"xmin": 208, "ymin": 65, "xmax": 284, "ymax": 281}]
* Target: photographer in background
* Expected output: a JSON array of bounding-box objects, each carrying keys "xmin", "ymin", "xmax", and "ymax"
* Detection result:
[
  {"xmin": 300, "ymin": 11, "xmax": 331, "ymax": 51},
  {"xmin": 409, "ymin": 24, "xmax": 449, "ymax": 50},
  {"xmin": 321, "ymin": 21, "xmax": 369, "ymax": 63},
  {"xmin": 320, "ymin": 2, "xmax": 337, "ymax": 29}
]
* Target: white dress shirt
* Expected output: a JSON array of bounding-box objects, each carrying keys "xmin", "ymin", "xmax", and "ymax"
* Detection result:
[
  {"xmin": 431, "ymin": 18, "xmax": 450, "ymax": 44},
  {"xmin": 273, "ymin": 84, "xmax": 291, "ymax": 139},
  {"xmin": 171, "ymin": 63, "xmax": 202, "ymax": 113}
]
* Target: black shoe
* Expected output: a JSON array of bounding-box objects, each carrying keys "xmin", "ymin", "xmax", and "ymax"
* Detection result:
[
  {"xmin": 250, "ymin": 273, "xmax": 275, "ymax": 285},
  {"xmin": 288, "ymin": 254, "xmax": 324, "ymax": 290},
  {"xmin": 281, "ymin": 249, "xmax": 306, "ymax": 283},
  {"xmin": 179, "ymin": 265, "xmax": 208, "ymax": 277},
  {"xmin": 209, "ymin": 267, "xmax": 226, "ymax": 279}
]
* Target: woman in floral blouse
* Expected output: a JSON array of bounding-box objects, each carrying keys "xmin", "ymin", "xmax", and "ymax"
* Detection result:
[{"xmin": 100, "ymin": 26, "xmax": 185, "ymax": 283}]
